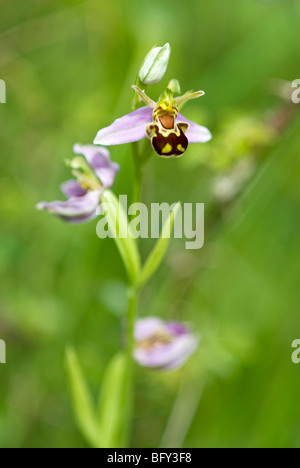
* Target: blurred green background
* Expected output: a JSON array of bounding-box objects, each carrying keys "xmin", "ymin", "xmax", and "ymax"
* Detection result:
[{"xmin": 1, "ymin": 0, "xmax": 300, "ymax": 448}]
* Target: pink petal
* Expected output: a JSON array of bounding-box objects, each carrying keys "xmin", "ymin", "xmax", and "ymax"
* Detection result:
[
  {"xmin": 37, "ymin": 190, "xmax": 101, "ymax": 223},
  {"xmin": 178, "ymin": 113, "xmax": 212, "ymax": 143},
  {"xmin": 134, "ymin": 317, "xmax": 165, "ymax": 341},
  {"xmin": 61, "ymin": 180, "xmax": 87, "ymax": 197},
  {"xmin": 94, "ymin": 107, "xmax": 153, "ymax": 146},
  {"xmin": 134, "ymin": 317, "xmax": 198, "ymax": 370},
  {"xmin": 73, "ymin": 144, "xmax": 119, "ymax": 188},
  {"xmin": 134, "ymin": 334, "xmax": 198, "ymax": 370}
]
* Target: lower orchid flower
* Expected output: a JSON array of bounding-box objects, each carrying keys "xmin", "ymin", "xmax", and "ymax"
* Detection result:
[
  {"xmin": 133, "ymin": 317, "xmax": 198, "ymax": 370},
  {"xmin": 94, "ymin": 83, "xmax": 212, "ymax": 158},
  {"xmin": 37, "ymin": 144, "xmax": 119, "ymax": 223}
]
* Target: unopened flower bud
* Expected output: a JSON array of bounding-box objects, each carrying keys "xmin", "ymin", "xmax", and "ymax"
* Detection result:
[
  {"xmin": 139, "ymin": 43, "xmax": 171, "ymax": 85},
  {"xmin": 167, "ymin": 79, "xmax": 181, "ymax": 95}
]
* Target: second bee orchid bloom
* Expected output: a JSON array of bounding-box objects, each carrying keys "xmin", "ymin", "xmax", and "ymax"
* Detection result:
[
  {"xmin": 94, "ymin": 85, "xmax": 212, "ymax": 158},
  {"xmin": 37, "ymin": 144, "xmax": 119, "ymax": 223},
  {"xmin": 133, "ymin": 317, "xmax": 198, "ymax": 370}
]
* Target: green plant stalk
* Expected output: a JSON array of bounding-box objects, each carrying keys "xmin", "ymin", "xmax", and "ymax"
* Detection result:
[
  {"xmin": 124, "ymin": 142, "xmax": 144, "ymax": 445},
  {"xmin": 131, "ymin": 78, "xmax": 150, "ymax": 205},
  {"xmin": 132, "ymin": 142, "xmax": 143, "ymax": 206},
  {"xmin": 127, "ymin": 287, "xmax": 138, "ymax": 365},
  {"xmin": 124, "ymin": 81, "xmax": 159, "ymax": 445},
  {"xmin": 125, "ymin": 286, "xmax": 137, "ymax": 440},
  {"xmin": 132, "ymin": 138, "xmax": 154, "ymax": 206}
]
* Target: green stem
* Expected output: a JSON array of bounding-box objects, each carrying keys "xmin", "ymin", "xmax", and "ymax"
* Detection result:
[
  {"xmin": 132, "ymin": 143, "xmax": 143, "ymax": 205},
  {"xmin": 127, "ymin": 286, "xmax": 138, "ymax": 365},
  {"xmin": 131, "ymin": 78, "xmax": 149, "ymax": 205},
  {"xmin": 125, "ymin": 139, "xmax": 144, "ymax": 444},
  {"xmin": 124, "ymin": 285, "xmax": 138, "ymax": 446},
  {"xmin": 132, "ymin": 169, "xmax": 142, "ymax": 205},
  {"xmin": 125, "ymin": 81, "xmax": 153, "ymax": 444}
]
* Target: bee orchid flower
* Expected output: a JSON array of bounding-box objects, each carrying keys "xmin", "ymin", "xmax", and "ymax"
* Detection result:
[
  {"xmin": 133, "ymin": 317, "xmax": 198, "ymax": 370},
  {"xmin": 37, "ymin": 144, "xmax": 119, "ymax": 223},
  {"xmin": 94, "ymin": 84, "xmax": 212, "ymax": 158}
]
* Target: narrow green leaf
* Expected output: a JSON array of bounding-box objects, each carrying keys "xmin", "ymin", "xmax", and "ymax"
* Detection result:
[
  {"xmin": 137, "ymin": 202, "xmax": 181, "ymax": 288},
  {"xmin": 65, "ymin": 347, "xmax": 100, "ymax": 448},
  {"xmin": 98, "ymin": 353, "xmax": 131, "ymax": 448},
  {"xmin": 100, "ymin": 190, "xmax": 141, "ymax": 284}
]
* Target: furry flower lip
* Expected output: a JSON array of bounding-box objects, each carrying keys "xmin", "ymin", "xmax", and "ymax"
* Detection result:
[
  {"xmin": 94, "ymin": 83, "xmax": 212, "ymax": 158},
  {"xmin": 37, "ymin": 144, "xmax": 119, "ymax": 223},
  {"xmin": 133, "ymin": 317, "xmax": 198, "ymax": 370}
]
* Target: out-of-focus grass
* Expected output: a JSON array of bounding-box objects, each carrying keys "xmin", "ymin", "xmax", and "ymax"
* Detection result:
[{"xmin": 0, "ymin": 0, "xmax": 300, "ymax": 448}]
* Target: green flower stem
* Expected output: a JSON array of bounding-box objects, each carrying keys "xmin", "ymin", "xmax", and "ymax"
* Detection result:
[
  {"xmin": 132, "ymin": 139, "xmax": 154, "ymax": 205},
  {"xmin": 124, "ymin": 259, "xmax": 142, "ymax": 446},
  {"xmin": 131, "ymin": 78, "xmax": 150, "ymax": 205},
  {"xmin": 123, "ymin": 82, "xmax": 154, "ymax": 445},
  {"xmin": 123, "ymin": 285, "xmax": 138, "ymax": 446},
  {"xmin": 125, "ymin": 139, "xmax": 144, "ymax": 444},
  {"xmin": 127, "ymin": 286, "xmax": 138, "ymax": 360},
  {"xmin": 132, "ymin": 142, "xmax": 143, "ymax": 205}
]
